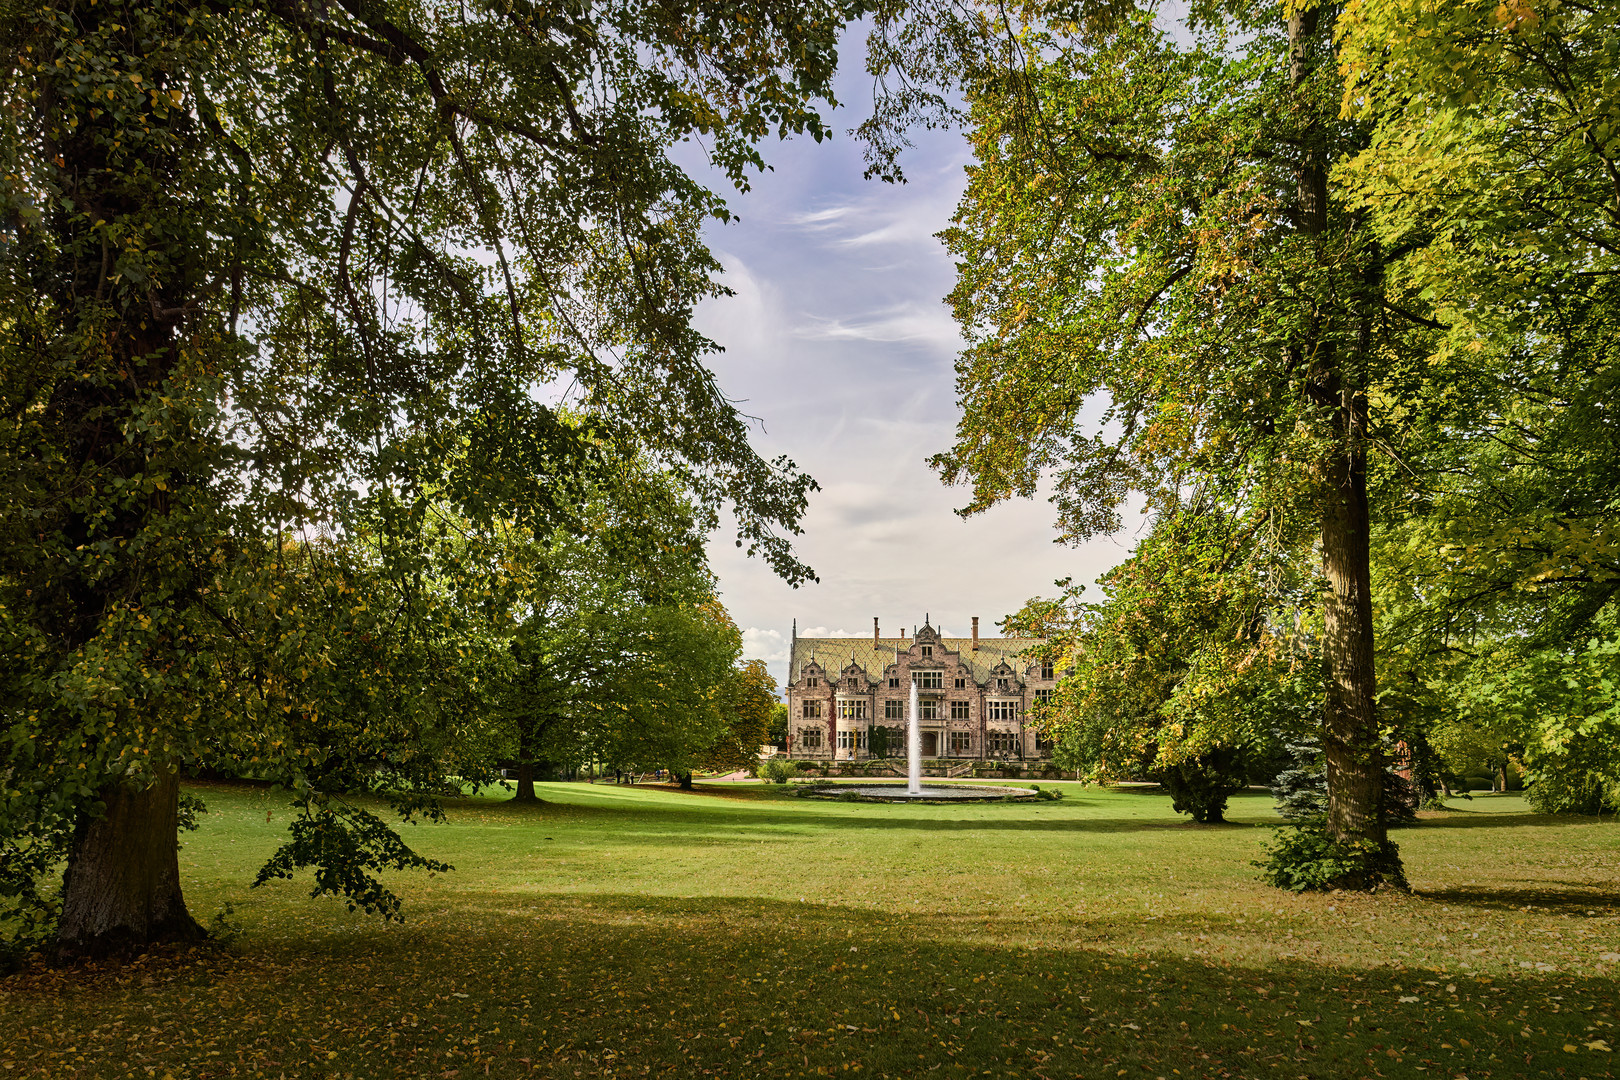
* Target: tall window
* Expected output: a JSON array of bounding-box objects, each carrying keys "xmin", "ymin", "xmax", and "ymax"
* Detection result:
[
  {"xmin": 989, "ymin": 700, "xmax": 1018, "ymax": 721},
  {"xmin": 837, "ymin": 730, "xmax": 855, "ymax": 750},
  {"xmin": 950, "ymin": 700, "xmax": 971, "ymax": 720},
  {"xmin": 799, "ymin": 727, "xmax": 824, "ymax": 749},
  {"xmin": 913, "ymin": 670, "xmax": 942, "ymax": 689},
  {"xmin": 838, "ymin": 699, "xmax": 867, "ymax": 720},
  {"xmin": 885, "ymin": 699, "xmax": 904, "ymax": 720},
  {"xmin": 949, "ymin": 731, "xmax": 972, "ymax": 754},
  {"xmin": 920, "ymin": 700, "xmax": 940, "ymax": 720},
  {"xmin": 802, "ymin": 701, "xmax": 823, "ymax": 719},
  {"xmin": 1041, "ymin": 661, "xmax": 1055, "ymax": 680}
]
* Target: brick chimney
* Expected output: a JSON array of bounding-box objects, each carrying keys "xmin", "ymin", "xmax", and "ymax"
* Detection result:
[
  {"xmin": 972, "ymin": 616, "xmax": 980, "ymax": 650},
  {"xmin": 873, "ymin": 617, "xmax": 880, "ymax": 644}
]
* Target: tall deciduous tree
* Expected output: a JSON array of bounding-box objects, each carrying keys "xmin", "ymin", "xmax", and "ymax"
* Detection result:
[
  {"xmin": 1025, "ymin": 511, "xmax": 1308, "ymax": 821},
  {"xmin": 594, "ymin": 599, "xmax": 743, "ymax": 788},
  {"xmin": 1, "ymin": 0, "xmax": 857, "ymax": 950},
  {"xmin": 861, "ymin": 0, "xmax": 1425, "ymax": 884},
  {"xmin": 702, "ymin": 659, "xmax": 778, "ymax": 774},
  {"xmin": 1336, "ymin": 0, "xmax": 1620, "ymax": 814},
  {"xmin": 499, "ymin": 452, "xmax": 725, "ymax": 801}
]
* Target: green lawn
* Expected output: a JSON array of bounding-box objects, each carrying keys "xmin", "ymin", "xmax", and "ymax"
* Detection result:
[{"xmin": 2, "ymin": 780, "xmax": 1616, "ymax": 1080}]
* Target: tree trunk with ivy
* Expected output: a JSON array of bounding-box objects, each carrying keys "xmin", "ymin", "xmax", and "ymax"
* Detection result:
[{"xmin": 27, "ymin": 0, "xmax": 216, "ymax": 951}]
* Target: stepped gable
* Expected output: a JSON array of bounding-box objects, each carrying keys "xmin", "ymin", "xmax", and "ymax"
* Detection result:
[{"xmin": 789, "ymin": 635, "xmax": 1043, "ymax": 686}]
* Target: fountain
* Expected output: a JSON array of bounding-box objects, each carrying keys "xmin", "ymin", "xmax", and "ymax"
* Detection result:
[{"xmin": 908, "ymin": 679, "xmax": 922, "ymax": 795}]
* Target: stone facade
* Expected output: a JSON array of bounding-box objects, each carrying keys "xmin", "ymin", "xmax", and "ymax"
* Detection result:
[{"xmin": 785, "ymin": 617, "xmax": 1058, "ymax": 763}]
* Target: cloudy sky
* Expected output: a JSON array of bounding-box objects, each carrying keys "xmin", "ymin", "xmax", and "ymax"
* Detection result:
[{"xmin": 685, "ymin": 29, "xmax": 1140, "ymax": 691}]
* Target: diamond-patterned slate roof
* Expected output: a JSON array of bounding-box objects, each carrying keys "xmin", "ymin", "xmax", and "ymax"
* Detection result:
[{"xmin": 790, "ymin": 634, "xmax": 1044, "ymax": 688}]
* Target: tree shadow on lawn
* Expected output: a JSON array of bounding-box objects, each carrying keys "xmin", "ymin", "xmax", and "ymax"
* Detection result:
[
  {"xmin": 1416, "ymin": 883, "xmax": 1620, "ymax": 916},
  {"xmin": 7, "ymin": 891, "xmax": 1614, "ymax": 1080},
  {"xmin": 459, "ymin": 789, "xmax": 1276, "ymax": 839},
  {"xmin": 1408, "ymin": 809, "xmax": 1608, "ymax": 830}
]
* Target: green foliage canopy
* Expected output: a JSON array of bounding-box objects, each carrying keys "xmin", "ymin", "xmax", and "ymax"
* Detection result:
[
  {"xmin": 702, "ymin": 659, "xmax": 779, "ymax": 775},
  {"xmin": 862, "ymin": 0, "xmax": 1423, "ymax": 871},
  {"xmin": 1, "ymin": 0, "xmax": 862, "ymax": 944},
  {"xmin": 1336, "ymin": 0, "xmax": 1620, "ymax": 813}
]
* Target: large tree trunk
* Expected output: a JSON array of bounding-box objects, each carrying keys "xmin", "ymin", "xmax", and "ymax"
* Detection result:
[
  {"xmin": 1317, "ymin": 394, "xmax": 1387, "ymax": 849},
  {"xmin": 34, "ymin": 3, "xmax": 208, "ymax": 948},
  {"xmin": 513, "ymin": 760, "xmax": 539, "ymax": 803},
  {"xmin": 1291, "ymin": 6, "xmax": 1393, "ymax": 879},
  {"xmin": 58, "ymin": 772, "xmax": 205, "ymax": 953},
  {"xmin": 512, "ymin": 724, "xmax": 541, "ymax": 803}
]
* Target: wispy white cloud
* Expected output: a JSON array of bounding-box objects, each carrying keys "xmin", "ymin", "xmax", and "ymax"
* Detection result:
[
  {"xmin": 793, "ymin": 304, "xmax": 962, "ymax": 351},
  {"xmin": 837, "ymin": 220, "xmax": 933, "ymax": 249},
  {"xmin": 788, "ymin": 206, "xmax": 854, "ymax": 228}
]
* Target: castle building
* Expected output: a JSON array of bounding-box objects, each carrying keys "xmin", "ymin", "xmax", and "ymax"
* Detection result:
[{"xmin": 786, "ymin": 616, "xmax": 1057, "ymax": 762}]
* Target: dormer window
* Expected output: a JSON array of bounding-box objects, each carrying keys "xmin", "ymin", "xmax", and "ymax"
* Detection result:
[
  {"xmin": 1041, "ymin": 661, "xmax": 1055, "ymax": 680},
  {"xmin": 954, "ymin": 677, "xmax": 965, "ymax": 689},
  {"xmin": 808, "ymin": 677, "xmax": 819, "ymax": 688},
  {"xmin": 921, "ymin": 645, "xmax": 933, "ymax": 658},
  {"xmin": 997, "ymin": 677, "xmax": 1008, "ymax": 691},
  {"xmin": 888, "ymin": 677, "xmax": 899, "ymax": 688}
]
